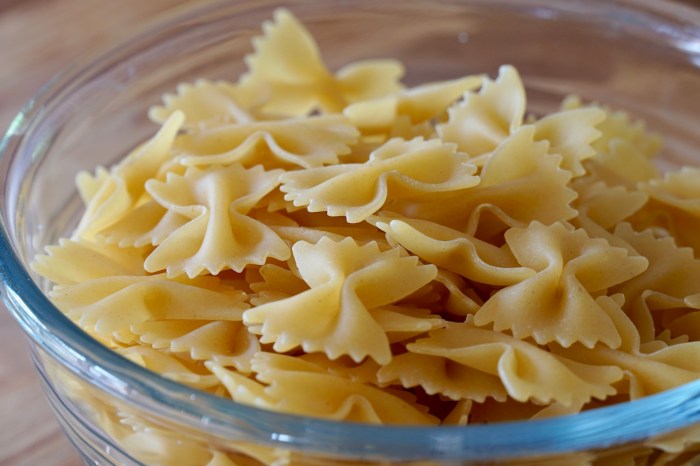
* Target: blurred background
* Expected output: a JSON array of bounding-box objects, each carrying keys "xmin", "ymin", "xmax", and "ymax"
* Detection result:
[{"xmin": 0, "ymin": 0, "xmax": 698, "ymax": 465}]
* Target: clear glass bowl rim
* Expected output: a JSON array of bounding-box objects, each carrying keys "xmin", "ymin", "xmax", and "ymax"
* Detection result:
[{"xmin": 1, "ymin": 0, "xmax": 700, "ymax": 461}]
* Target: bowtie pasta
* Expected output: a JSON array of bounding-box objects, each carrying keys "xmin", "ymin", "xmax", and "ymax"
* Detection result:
[{"xmin": 32, "ymin": 7, "xmax": 700, "ymax": 466}]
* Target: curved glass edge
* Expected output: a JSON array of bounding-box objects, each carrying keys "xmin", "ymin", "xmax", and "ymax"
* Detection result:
[
  {"xmin": 3, "ymin": 231, "xmax": 700, "ymax": 460},
  {"xmin": 0, "ymin": 0, "xmax": 699, "ymax": 461},
  {"xmin": 33, "ymin": 347, "xmax": 138, "ymax": 466}
]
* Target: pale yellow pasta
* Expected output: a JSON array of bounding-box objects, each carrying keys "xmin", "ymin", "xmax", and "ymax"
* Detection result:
[
  {"xmin": 442, "ymin": 400, "xmax": 473, "ymax": 426},
  {"xmin": 31, "ymin": 237, "xmax": 147, "ymax": 285},
  {"xmin": 377, "ymin": 351, "xmax": 508, "ymax": 403},
  {"xmin": 631, "ymin": 167, "xmax": 700, "ymax": 253},
  {"xmin": 50, "ymin": 274, "xmax": 248, "ymax": 344},
  {"xmin": 562, "ymin": 95, "xmax": 663, "ymax": 160},
  {"xmin": 563, "ymin": 95, "xmax": 662, "ymax": 187},
  {"xmin": 437, "ymin": 66, "xmax": 604, "ymax": 178},
  {"xmin": 242, "ymin": 237, "xmax": 440, "ymax": 364},
  {"xmin": 116, "ymin": 409, "xmax": 270, "ymax": 466},
  {"xmin": 142, "ymin": 164, "xmax": 291, "ymax": 277},
  {"xmin": 553, "ymin": 292, "xmax": 700, "ymax": 399},
  {"xmin": 437, "ymin": 65, "xmax": 525, "ymax": 157},
  {"xmin": 571, "ymin": 177, "xmax": 649, "ymax": 251},
  {"xmin": 588, "ymin": 138, "xmax": 661, "ymax": 188},
  {"xmin": 374, "ymin": 216, "xmax": 535, "ymax": 286},
  {"xmin": 120, "ymin": 346, "xmax": 222, "ymax": 390},
  {"xmin": 388, "ymin": 125, "xmax": 576, "ymax": 237},
  {"xmin": 474, "ymin": 222, "xmax": 648, "ymax": 348},
  {"xmin": 383, "ymin": 322, "xmax": 623, "ymax": 406},
  {"xmin": 298, "ymin": 353, "xmax": 381, "ymax": 384},
  {"xmin": 76, "ymin": 165, "xmax": 110, "ymax": 204},
  {"xmin": 210, "ymin": 353, "xmax": 438, "ymax": 425},
  {"xmin": 343, "ymin": 74, "xmax": 484, "ymax": 135},
  {"xmin": 432, "ymin": 270, "xmax": 483, "ymax": 316},
  {"xmin": 271, "ymin": 223, "xmax": 389, "ymax": 249},
  {"xmin": 238, "ymin": 8, "xmax": 404, "ymax": 115},
  {"xmin": 176, "ymin": 115, "xmax": 360, "ymax": 169},
  {"xmin": 132, "ymin": 320, "xmax": 260, "ymax": 373},
  {"xmin": 260, "ymin": 209, "xmax": 390, "ymax": 248},
  {"xmin": 611, "ymin": 223, "xmax": 700, "ymax": 342},
  {"xmin": 99, "ymin": 200, "xmax": 180, "ymax": 247},
  {"xmin": 280, "ymin": 137, "xmax": 479, "ymax": 223},
  {"xmin": 666, "ymin": 307, "xmax": 700, "ymax": 342},
  {"xmin": 148, "ymin": 79, "xmax": 259, "ymax": 128},
  {"xmin": 248, "ymin": 263, "xmax": 307, "ymax": 305},
  {"xmin": 76, "ymin": 111, "xmax": 184, "ymax": 240},
  {"xmin": 384, "ymin": 114, "xmax": 437, "ymax": 142},
  {"xmin": 641, "ymin": 167, "xmax": 700, "ymax": 216},
  {"xmin": 28, "ymin": 8, "xmax": 700, "ymax": 465},
  {"xmin": 530, "ymin": 107, "xmax": 605, "ymax": 176}
]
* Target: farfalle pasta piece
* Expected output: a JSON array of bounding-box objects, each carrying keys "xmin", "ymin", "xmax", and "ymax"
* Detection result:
[
  {"xmin": 665, "ymin": 296, "xmax": 700, "ymax": 341},
  {"xmin": 343, "ymin": 75, "xmax": 484, "ymax": 135},
  {"xmin": 271, "ymin": 223, "xmax": 391, "ymax": 250},
  {"xmin": 563, "ymin": 94, "xmax": 663, "ymax": 159},
  {"xmin": 121, "ymin": 431, "xmax": 240, "ymax": 466},
  {"xmin": 442, "ymin": 400, "xmax": 473, "ymax": 426},
  {"xmin": 238, "ymin": 9, "xmax": 404, "ymax": 115},
  {"xmin": 50, "ymin": 274, "xmax": 248, "ymax": 344},
  {"xmin": 531, "ymin": 107, "xmax": 605, "ymax": 176},
  {"xmin": 389, "ymin": 125, "xmax": 577, "ymax": 237},
  {"xmin": 280, "ymin": 137, "xmax": 479, "ymax": 223},
  {"xmin": 437, "ymin": 65, "xmax": 525, "ymax": 157},
  {"xmin": 243, "ymin": 237, "xmax": 438, "ymax": 364},
  {"xmin": 148, "ymin": 79, "xmax": 261, "ymax": 128},
  {"xmin": 586, "ymin": 138, "xmax": 661, "ymax": 188},
  {"xmin": 432, "ymin": 270, "xmax": 483, "ymax": 316},
  {"xmin": 75, "ymin": 111, "xmax": 184, "ymax": 240},
  {"xmin": 554, "ymin": 293, "xmax": 700, "ymax": 400},
  {"xmin": 563, "ymin": 95, "xmax": 662, "ymax": 187},
  {"xmin": 248, "ymin": 263, "xmax": 308, "ymax": 306},
  {"xmin": 176, "ymin": 115, "xmax": 360, "ymax": 169},
  {"xmin": 641, "ymin": 167, "xmax": 700, "ymax": 216},
  {"xmin": 377, "ymin": 351, "xmax": 507, "ymax": 403},
  {"xmin": 631, "ymin": 167, "xmax": 700, "ymax": 253},
  {"xmin": 386, "ymin": 322, "xmax": 623, "ymax": 406},
  {"xmin": 468, "ymin": 398, "xmax": 588, "ymax": 425},
  {"xmin": 437, "ymin": 68, "xmax": 603, "ymax": 176},
  {"xmin": 282, "ymin": 209, "xmax": 394, "ymax": 248},
  {"xmin": 571, "ymin": 178, "xmax": 648, "ymax": 250},
  {"xmin": 76, "ymin": 166, "xmax": 109, "ymax": 204},
  {"xmin": 298, "ymin": 353, "xmax": 381, "ymax": 384},
  {"xmin": 120, "ymin": 346, "xmax": 221, "ymax": 390},
  {"xmin": 132, "ymin": 320, "xmax": 260, "ymax": 373},
  {"xmin": 31, "ymin": 238, "xmax": 147, "ymax": 285},
  {"xmin": 98, "ymin": 200, "xmax": 185, "ymax": 248},
  {"xmin": 142, "ymin": 164, "xmax": 291, "ymax": 277},
  {"xmin": 261, "ymin": 209, "xmax": 391, "ymax": 249},
  {"xmin": 611, "ymin": 223, "xmax": 700, "ymax": 342},
  {"xmin": 376, "ymin": 304, "xmax": 446, "ymax": 344},
  {"xmin": 473, "ymin": 222, "xmax": 648, "ymax": 348},
  {"xmin": 245, "ymin": 352, "xmax": 438, "ymax": 425},
  {"xmin": 375, "ymin": 216, "xmax": 535, "ymax": 286}
]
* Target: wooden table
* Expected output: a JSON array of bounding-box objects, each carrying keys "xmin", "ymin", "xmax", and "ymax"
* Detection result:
[{"xmin": 0, "ymin": 2, "xmax": 190, "ymax": 464}]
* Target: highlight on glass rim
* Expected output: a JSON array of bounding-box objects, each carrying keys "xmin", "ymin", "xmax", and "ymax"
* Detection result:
[{"xmin": 5, "ymin": 4, "xmax": 700, "ymax": 466}]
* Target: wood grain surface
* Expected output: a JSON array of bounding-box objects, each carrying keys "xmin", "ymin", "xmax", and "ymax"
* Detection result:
[{"xmin": 0, "ymin": 2, "xmax": 190, "ymax": 464}]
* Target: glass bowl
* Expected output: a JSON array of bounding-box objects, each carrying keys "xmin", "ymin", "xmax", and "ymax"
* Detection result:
[{"xmin": 2, "ymin": 0, "xmax": 700, "ymax": 464}]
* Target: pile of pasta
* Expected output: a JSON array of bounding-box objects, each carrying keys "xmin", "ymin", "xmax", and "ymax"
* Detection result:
[{"xmin": 34, "ymin": 8, "xmax": 700, "ymax": 431}]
